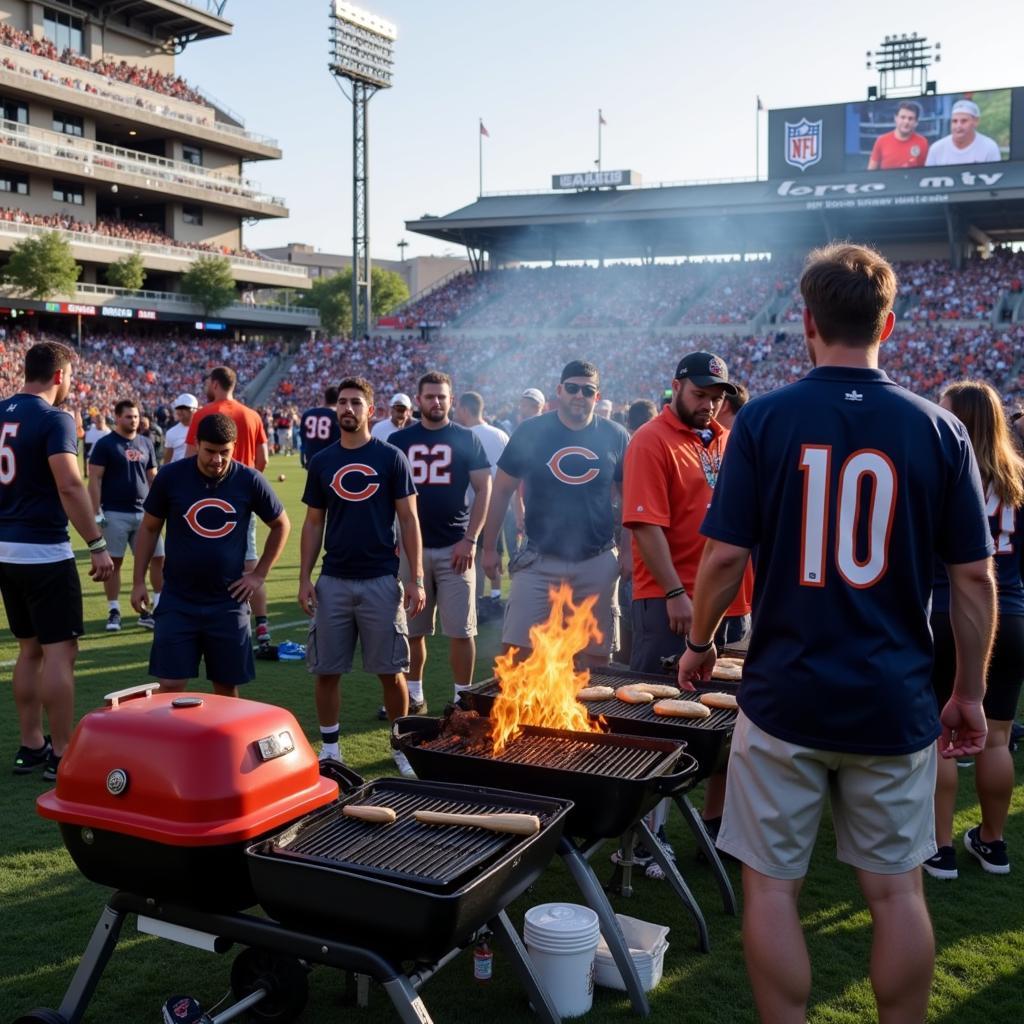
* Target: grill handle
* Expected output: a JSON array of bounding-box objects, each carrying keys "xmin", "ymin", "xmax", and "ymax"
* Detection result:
[
  {"xmin": 103, "ymin": 683, "xmax": 161, "ymax": 708},
  {"xmin": 652, "ymin": 756, "xmax": 701, "ymax": 795},
  {"xmin": 319, "ymin": 757, "xmax": 365, "ymax": 793}
]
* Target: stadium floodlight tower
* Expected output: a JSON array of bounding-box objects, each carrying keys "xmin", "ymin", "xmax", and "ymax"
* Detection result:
[
  {"xmin": 865, "ymin": 32, "xmax": 940, "ymax": 100},
  {"xmin": 328, "ymin": 1, "xmax": 396, "ymax": 341}
]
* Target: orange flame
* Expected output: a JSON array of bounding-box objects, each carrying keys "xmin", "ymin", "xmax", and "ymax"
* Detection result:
[{"xmin": 489, "ymin": 582, "xmax": 607, "ymax": 754}]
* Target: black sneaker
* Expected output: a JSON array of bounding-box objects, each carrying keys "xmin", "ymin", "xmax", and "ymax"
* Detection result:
[
  {"xmin": 138, "ymin": 612, "xmax": 156, "ymax": 630},
  {"xmin": 13, "ymin": 736, "xmax": 51, "ymax": 775},
  {"xmin": 42, "ymin": 751, "xmax": 61, "ymax": 782},
  {"xmin": 922, "ymin": 845, "xmax": 958, "ymax": 880},
  {"xmin": 376, "ymin": 705, "xmax": 388, "ymax": 721},
  {"xmin": 964, "ymin": 826, "xmax": 1010, "ymax": 875},
  {"xmin": 106, "ymin": 609, "xmax": 121, "ymax": 632},
  {"xmin": 408, "ymin": 699, "xmax": 428, "ymax": 715}
]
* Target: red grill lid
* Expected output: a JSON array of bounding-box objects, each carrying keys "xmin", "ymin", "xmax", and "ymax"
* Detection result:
[{"xmin": 37, "ymin": 689, "xmax": 337, "ymax": 846}]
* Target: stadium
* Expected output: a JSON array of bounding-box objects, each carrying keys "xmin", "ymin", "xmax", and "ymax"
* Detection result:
[{"xmin": 1, "ymin": 4, "xmax": 1023, "ymax": 1024}]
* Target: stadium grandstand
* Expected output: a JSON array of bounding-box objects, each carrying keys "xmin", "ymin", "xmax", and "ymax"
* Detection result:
[{"xmin": 0, "ymin": 1, "xmax": 316, "ymax": 343}]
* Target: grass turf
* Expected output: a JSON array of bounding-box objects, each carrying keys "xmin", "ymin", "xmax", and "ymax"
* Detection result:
[{"xmin": 1, "ymin": 454, "xmax": 1022, "ymax": 1022}]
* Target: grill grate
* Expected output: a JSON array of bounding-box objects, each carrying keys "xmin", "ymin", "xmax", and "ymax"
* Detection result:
[
  {"xmin": 268, "ymin": 781, "xmax": 553, "ymax": 888},
  {"xmin": 421, "ymin": 730, "xmax": 667, "ymax": 779}
]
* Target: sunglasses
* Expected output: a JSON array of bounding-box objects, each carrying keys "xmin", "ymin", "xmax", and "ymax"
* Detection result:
[{"xmin": 562, "ymin": 382, "xmax": 598, "ymax": 398}]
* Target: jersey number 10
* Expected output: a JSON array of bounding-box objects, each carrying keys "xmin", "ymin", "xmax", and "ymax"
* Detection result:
[{"xmin": 799, "ymin": 445, "xmax": 897, "ymax": 589}]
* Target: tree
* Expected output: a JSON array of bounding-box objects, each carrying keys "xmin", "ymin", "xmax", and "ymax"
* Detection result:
[
  {"xmin": 2, "ymin": 231, "xmax": 81, "ymax": 299},
  {"xmin": 180, "ymin": 255, "xmax": 236, "ymax": 314},
  {"xmin": 298, "ymin": 266, "xmax": 410, "ymax": 336},
  {"xmin": 105, "ymin": 251, "xmax": 146, "ymax": 291}
]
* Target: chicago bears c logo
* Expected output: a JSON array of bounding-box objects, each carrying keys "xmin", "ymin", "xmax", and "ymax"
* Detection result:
[
  {"xmin": 184, "ymin": 498, "xmax": 237, "ymax": 538},
  {"xmin": 547, "ymin": 446, "xmax": 600, "ymax": 485},
  {"xmin": 124, "ymin": 447, "xmax": 144, "ymax": 462},
  {"xmin": 330, "ymin": 463, "xmax": 380, "ymax": 501}
]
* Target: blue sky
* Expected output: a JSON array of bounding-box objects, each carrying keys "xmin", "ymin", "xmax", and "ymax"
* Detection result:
[{"xmin": 179, "ymin": 0, "xmax": 1023, "ymax": 261}]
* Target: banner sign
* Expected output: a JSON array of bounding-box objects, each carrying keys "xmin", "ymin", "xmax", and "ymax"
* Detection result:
[{"xmin": 552, "ymin": 169, "xmax": 641, "ymax": 190}]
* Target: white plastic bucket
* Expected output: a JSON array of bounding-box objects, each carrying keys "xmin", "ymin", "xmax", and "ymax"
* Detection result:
[{"xmin": 524, "ymin": 903, "xmax": 601, "ymax": 1018}]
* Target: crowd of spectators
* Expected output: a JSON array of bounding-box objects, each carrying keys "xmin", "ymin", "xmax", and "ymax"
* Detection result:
[
  {"xmin": 0, "ymin": 206, "xmax": 267, "ymax": 262},
  {"xmin": 0, "ymin": 21, "xmax": 204, "ymax": 105},
  {"xmin": 897, "ymin": 250, "xmax": 1024, "ymax": 321},
  {"xmin": 394, "ymin": 272, "xmax": 493, "ymax": 328}
]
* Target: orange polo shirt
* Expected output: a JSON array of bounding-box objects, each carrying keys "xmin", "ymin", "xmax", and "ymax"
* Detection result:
[{"xmin": 623, "ymin": 406, "xmax": 752, "ymax": 613}]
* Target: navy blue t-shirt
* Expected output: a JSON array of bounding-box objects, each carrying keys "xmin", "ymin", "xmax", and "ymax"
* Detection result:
[
  {"xmin": 303, "ymin": 438, "xmax": 416, "ymax": 579},
  {"xmin": 388, "ymin": 421, "xmax": 490, "ymax": 549},
  {"xmin": 0, "ymin": 393, "xmax": 78, "ymax": 546},
  {"xmin": 701, "ymin": 366, "xmax": 993, "ymax": 755},
  {"xmin": 90, "ymin": 432, "xmax": 157, "ymax": 513},
  {"xmin": 300, "ymin": 405, "xmax": 341, "ymax": 467},
  {"xmin": 933, "ymin": 491, "xmax": 1024, "ymax": 618},
  {"xmin": 498, "ymin": 412, "xmax": 628, "ymax": 560},
  {"xmin": 144, "ymin": 458, "xmax": 283, "ymax": 602}
]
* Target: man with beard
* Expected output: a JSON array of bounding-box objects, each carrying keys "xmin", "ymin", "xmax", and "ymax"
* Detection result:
[
  {"xmin": 389, "ymin": 372, "xmax": 491, "ymax": 710},
  {"xmin": 2, "ymin": 341, "xmax": 114, "ymax": 780},
  {"xmin": 131, "ymin": 414, "xmax": 289, "ymax": 698},
  {"xmin": 482, "ymin": 360, "xmax": 628, "ymax": 666},
  {"xmin": 185, "ymin": 367, "xmax": 272, "ymax": 644},
  {"xmin": 298, "ymin": 377, "xmax": 425, "ymax": 774}
]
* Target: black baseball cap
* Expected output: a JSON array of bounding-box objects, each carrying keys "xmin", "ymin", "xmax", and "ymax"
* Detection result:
[{"xmin": 673, "ymin": 351, "xmax": 738, "ymax": 395}]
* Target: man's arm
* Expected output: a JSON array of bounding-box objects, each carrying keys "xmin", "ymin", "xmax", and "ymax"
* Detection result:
[
  {"xmin": 631, "ymin": 523, "xmax": 692, "ymax": 635},
  {"xmin": 675, "ymin": 538, "xmax": 750, "ymax": 688},
  {"xmin": 229, "ymin": 511, "xmax": 290, "ymax": 602},
  {"xmin": 297, "ymin": 506, "xmax": 326, "ymax": 614},
  {"xmin": 49, "ymin": 452, "xmax": 113, "ymax": 581},
  {"xmin": 254, "ymin": 441, "xmax": 269, "ymax": 473},
  {"xmin": 129, "ymin": 512, "xmax": 164, "ymax": 611},
  {"xmin": 396, "ymin": 494, "xmax": 426, "ymax": 617},
  {"xmin": 87, "ymin": 462, "xmax": 104, "ymax": 517},
  {"xmin": 481, "ymin": 468, "xmax": 520, "ymax": 577},
  {"xmin": 940, "ymin": 558, "xmax": 996, "ymax": 757},
  {"xmin": 453, "ymin": 468, "xmax": 492, "ymax": 573}
]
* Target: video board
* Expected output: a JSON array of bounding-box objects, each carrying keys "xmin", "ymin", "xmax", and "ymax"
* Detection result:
[{"xmin": 769, "ymin": 87, "xmax": 1024, "ymax": 178}]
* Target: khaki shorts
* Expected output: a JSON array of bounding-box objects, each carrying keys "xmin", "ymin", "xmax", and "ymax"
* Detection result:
[
  {"xmin": 402, "ymin": 544, "xmax": 477, "ymax": 639},
  {"xmin": 503, "ymin": 547, "xmax": 620, "ymax": 658},
  {"xmin": 306, "ymin": 574, "xmax": 409, "ymax": 676},
  {"xmin": 717, "ymin": 711, "xmax": 937, "ymax": 879}
]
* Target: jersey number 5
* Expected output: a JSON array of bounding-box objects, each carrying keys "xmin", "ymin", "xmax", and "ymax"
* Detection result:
[
  {"xmin": 407, "ymin": 443, "xmax": 452, "ymax": 485},
  {"xmin": 799, "ymin": 445, "xmax": 897, "ymax": 589},
  {"xmin": 0, "ymin": 422, "xmax": 19, "ymax": 484}
]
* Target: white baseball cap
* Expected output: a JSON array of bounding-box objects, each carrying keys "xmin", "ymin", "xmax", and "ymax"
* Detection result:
[
  {"xmin": 521, "ymin": 388, "xmax": 545, "ymax": 406},
  {"xmin": 173, "ymin": 393, "xmax": 199, "ymax": 409},
  {"xmin": 389, "ymin": 393, "xmax": 412, "ymax": 408}
]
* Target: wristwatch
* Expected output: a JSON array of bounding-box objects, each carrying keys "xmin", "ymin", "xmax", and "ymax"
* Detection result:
[{"xmin": 685, "ymin": 634, "xmax": 714, "ymax": 654}]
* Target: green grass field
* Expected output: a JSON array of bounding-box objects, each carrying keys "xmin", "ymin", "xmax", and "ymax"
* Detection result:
[{"xmin": 1, "ymin": 454, "xmax": 1022, "ymax": 1023}]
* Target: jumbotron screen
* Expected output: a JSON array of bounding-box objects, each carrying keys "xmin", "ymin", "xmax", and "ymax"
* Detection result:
[{"xmin": 768, "ymin": 86, "xmax": 1024, "ymax": 178}]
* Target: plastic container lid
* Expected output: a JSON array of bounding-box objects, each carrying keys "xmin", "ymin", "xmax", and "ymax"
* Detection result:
[{"xmin": 524, "ymin": 903, "xmax": 600, "ymax": 954}]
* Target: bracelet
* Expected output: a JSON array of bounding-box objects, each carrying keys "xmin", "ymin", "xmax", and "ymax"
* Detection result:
[
  {"xmin": 685, "ymin": 633, "xmax": 714, "ymax": 654},
  {"xmin": 87, "ymin": 536, "xmax": 107, "ymax": 552},
  {"xmin": 414, "ymin": 575, "xmax": 425, "ymax": 586},
  {"xmin": 665, "ymin": 586, "xmax": 687, "ymax": 599}
]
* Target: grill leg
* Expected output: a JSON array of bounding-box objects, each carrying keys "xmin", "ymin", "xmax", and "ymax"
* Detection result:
[
  {"xmin": 57, "ymin": 904, "xmax": 126, "ymax": 1024},
  {"xmin": 489, "ymin": 910, "xmax": 561, "ymax": 1024},
  {"xmin": 638, "ymin": 821, "xmax": 710, "ymax": 954},
  {"xmin": 380, "ymin": 975, "xmax": 436, "ymax": 1024},
  {"xmin": 559, "ymin": 837, "xmax": 651, "ymax": 1017},
  {"xmin": 674, "ymin": 793, "xmax": 738, "ymax": 915}
]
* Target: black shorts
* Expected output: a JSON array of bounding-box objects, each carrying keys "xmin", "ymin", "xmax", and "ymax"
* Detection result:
[
  {"xmin": 0, "ymin": 558, "xmax": 84, "ymax": 645},
  {"xmin": 629, "ymin": 597, "xmax": 750, "ymax": 674},
  {"xmin": 931, "ymin": 612, "xmax": 1024, "ymax": 722}
]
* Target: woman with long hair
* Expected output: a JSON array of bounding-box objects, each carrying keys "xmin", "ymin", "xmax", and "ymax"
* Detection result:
[{"xmin": 924, "ymin": 379, "xmax": 1024, "ymax": 878}]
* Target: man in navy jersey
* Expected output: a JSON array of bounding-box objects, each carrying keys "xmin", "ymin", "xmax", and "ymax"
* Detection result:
[
  {"xmin": 299, "ymin": 377, "xmax": 425, "ymax": 773},
  {"xmin": 676, "ymin": 244, "xmax": 995, "ymax": 1024},
  {"xmin": 88, "ymin": 398, "xmax": 163, "ymax": 632},
  {"xmin": 299, "ymin": 386, "xmax": 341, "ymax": 468},
  {"xmin": 482, "ymin": 360, "xmax": 629, "ymax": 666},
  {"xmin": 2, "ymin": 341, "xmax": 114, "ymax": 780},
  {"xmin": 389, "ymin": 371, "xmax": 491, "ymax": 709},
  {"xmin": 130, "ymin": 414, "xmax": 289, "ymax": 698}
]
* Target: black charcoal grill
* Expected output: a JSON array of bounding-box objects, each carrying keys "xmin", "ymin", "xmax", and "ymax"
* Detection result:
[{"xmin": 393, "ymin": 715, "xmax": 705, "ymax": 1016}]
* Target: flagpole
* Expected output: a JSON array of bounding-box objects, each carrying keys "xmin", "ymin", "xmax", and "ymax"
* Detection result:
[
  {"xmin": 755, "ymin": 99, "xmax": 760, "ymax": 180},
  {"xmin": 479, "ymin": 117, "xmax": 483, "ymax": 197},
  {"xmin": 597, "ymin": 108, "xmax": 602, "ymax": 172}
]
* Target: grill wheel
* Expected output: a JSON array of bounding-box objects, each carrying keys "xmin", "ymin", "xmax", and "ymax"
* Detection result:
[{"xmin": 230, "ymin": 948, "xmax": 310, "ymax": 1023}]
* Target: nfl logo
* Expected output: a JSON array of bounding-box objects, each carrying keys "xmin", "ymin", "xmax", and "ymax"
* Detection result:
[{"xmin": 785, "ymin": 118, "xmax": 822, "ymax": 171}]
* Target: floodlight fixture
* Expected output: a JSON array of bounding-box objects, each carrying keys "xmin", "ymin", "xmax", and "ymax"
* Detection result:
[
  {"xmin": 865, "ymin": 31, "xmax": 939, "ymax": 98},
  {"xmin": 329, "ymin": 1, "xmax": 396, "ymax": 90}
]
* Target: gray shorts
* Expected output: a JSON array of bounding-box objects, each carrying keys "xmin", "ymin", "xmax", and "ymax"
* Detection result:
[
  {"xmin": 245, "ymin": 515, "xmax": 257, "ymax": 563},
  {"xmin": 402, "ymin": 544, "xmax": 477, "ymax": 638},
  {"xmin": 104, "ymin": 510, "xmax": 165, "ymax": 560},
  {"xmin": 717, "ymin": 712, "xmax": 938, "ymax": 879},
  {"xmin": 503, "ymin": 547, "xmax": 619, "ymax": 657},
  {"xmin": 306, "ymin": 574, "xmax": 409, "ymax": 676},
  {"xmin": 630, "ymin": 601, "xmax": 750, "ymax": 674}
]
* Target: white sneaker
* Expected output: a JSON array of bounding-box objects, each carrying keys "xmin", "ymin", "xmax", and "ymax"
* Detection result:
[
  {"xmin": 392, "ymin": 750, "xmax": 416, "ymax": 778},
  {"xmin": 319, "ymin": 746, "xmax": 341, "ymax": 762}
]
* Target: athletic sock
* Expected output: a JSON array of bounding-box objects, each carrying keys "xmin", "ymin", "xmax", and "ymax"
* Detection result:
[
  {"xmin": 454, "ymin": 682, "xmax": 471, "ymax": 701},
  {"xmin": 490, "ymin": 588, "xmax": 501, "ymax": 599},
  {"xmin": 151, "ymin": 592, "xmax": 161, "ymax": 609},
  {"xmin": 320, "ymin": 724, "xmax": 340, "ymax": 745},
  {"xmin": 108, "ymin": 600, "xmax": 120, "ymax": 611},
  {"xmin": 406, "ymin": 679, "xmax": 424, "ymax": 702}
]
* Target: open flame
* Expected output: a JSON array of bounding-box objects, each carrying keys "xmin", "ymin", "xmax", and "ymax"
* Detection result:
[{"xmin": 489, "ymin": 582, "xmax": 606, "ymax": 754}]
